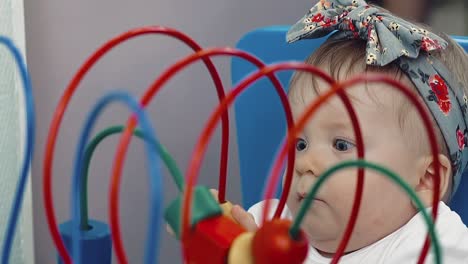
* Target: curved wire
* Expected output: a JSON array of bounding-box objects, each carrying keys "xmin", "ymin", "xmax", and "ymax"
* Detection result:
[
  {"xmin": 181, "ymin": 62, "xmax": 364, "ymax": 263},
  {"xmin": 43, "ymin": 26, "xmax": 226, "ymax": 264},
  {"xmin": 267, "ymin": 73, "xmax": 441, "ymax": 264},
  {"xmin": 257, "ymin": 67, "xmax": 366, "ymax": 262},
  {"xmin": 71, "ymin": 91, "xmax": 163, "ymax": 264},
  {"xmin": 109, "ymin": 47, "xmax": 292, "ymax": 263},
  {"xmin": 0, "ymin": 36, "xmax": 36, "ymax": 264},
  {"xmin": 290, "ymin": 159, "xmax": 441, "ymax": 264},
  {"xmin": 80, "ymin": 125, "xmax": 183, "ymax": 230}
]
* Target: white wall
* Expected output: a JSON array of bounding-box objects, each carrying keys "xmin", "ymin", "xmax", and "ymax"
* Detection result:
[
  {"xmin": 0, "ymin": 0, "xmax": 34, "ymax": 263},
  {"xmin": 430, "ymin": 1, "xmax": 467, "ymax": 35}
]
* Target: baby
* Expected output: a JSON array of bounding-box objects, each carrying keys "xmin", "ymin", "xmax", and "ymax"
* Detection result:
[{"xmin": 227, "ymin": 0, "xmax": 468, "ymax": 263}]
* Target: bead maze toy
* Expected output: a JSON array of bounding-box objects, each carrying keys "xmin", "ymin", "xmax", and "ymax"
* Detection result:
[{"xmin": 1, "ymin": 23, "xmax": 468, "ymax": 264}]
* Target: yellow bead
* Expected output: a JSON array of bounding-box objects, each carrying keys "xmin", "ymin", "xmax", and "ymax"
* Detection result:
[{"xmin": 228, "ymin": 232, "xmax": 255, "ymax": 264}]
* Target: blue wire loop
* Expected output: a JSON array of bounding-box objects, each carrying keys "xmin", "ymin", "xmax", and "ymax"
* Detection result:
[
  {"xmin": 71, "ymin": 90, "xmax": 163, "ymax": 264},
  {"xmin": 0, "ymin": 36, "xmax": 36, "ymax": 264}
]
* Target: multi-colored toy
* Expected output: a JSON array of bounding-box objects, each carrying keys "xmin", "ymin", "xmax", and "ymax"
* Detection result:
[
  {"xmin": 2, "ymin": 13, "xmax": 468, "ymax": 264},
  {"xmin": 39, "ymin": 26, "xmax": 445, "ymax": 264}
]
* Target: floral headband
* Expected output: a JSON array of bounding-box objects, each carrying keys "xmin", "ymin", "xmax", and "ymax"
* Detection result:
[{"xmin": 286, "ymin": 0, "xmax": 468, "ymax": 195}]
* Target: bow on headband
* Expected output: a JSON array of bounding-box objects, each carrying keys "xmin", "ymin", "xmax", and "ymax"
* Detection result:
[
  {"xmin": 286, "ymin": 0, "xmax": 468, "ymax": 196},
  {"xmin": 287, "ymin": 0, "xmax": 447, "ymax": 66}
]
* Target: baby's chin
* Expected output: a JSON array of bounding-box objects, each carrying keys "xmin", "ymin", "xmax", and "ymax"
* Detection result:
[
  {"xmin": 287, "ymin": 196, "xmax": 418, "ymax": 254},
  {"xmin": 287, "ymin": 200, "xmax": 378, "ymax": 254},
  {"xmin": 302, "ymin": 214, "xmax": 409, "ymax": 255},
  {"xmin": 305, "ymin": 225, "xmax": 367, "ymax": 256},
  {"xmin": 287, "ymin": 200, "xmax": 342, "ymax": 245},
  {"xmin": 299, "ymin": 216, "xmax": 342, "ymax": 249}
]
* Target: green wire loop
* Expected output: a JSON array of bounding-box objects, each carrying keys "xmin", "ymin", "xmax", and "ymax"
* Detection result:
[
  {"xmin": 80, "ymin": 125, "xmax": 183, "ymax": 230},
  {"xmin": 290, "ymin": 159, "xmax": 441, "ymax": 264}
]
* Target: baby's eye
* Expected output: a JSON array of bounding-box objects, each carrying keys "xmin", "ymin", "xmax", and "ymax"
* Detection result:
[
  {"xmin": 295, "ymin": 138, "xmax": 308, "ymax": 151},
  {"xmin": 333, "ymin": 138, "xmax": 355, "ymax": 152}
]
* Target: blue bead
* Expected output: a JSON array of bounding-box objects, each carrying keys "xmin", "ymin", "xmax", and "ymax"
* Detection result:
[{"xmin": 57, "ymin": 219, "xmax": 111, "ymax": 264}]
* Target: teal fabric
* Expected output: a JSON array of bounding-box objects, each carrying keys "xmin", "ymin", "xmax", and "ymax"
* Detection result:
[
  {"xmin": 0, "ymin": 0, "xmax": 26, "ymax": 262},
  {"xmin": 286, "ymin": 0, "xmax": 447, "ymax": 66},
  {"xmin": 287, "ymin": 0, "xmax": 468, "ymax": 196}
]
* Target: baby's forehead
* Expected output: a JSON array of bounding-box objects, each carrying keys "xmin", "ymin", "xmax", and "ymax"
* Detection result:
[
  {"xmin": 288, "ymin": 53, "xmax": 411, "ymax": 101},
  {"xmin": 288, "ymin": 74, "xmax": 401, "ymax": 111}
]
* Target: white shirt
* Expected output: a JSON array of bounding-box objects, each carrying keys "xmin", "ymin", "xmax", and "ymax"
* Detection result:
[{"xmin": 248, "ymin": 199, "xmax": 468, "ymax": 263}]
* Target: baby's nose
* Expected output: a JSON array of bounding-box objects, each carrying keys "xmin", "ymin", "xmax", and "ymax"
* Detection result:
[
  {"xmin": 295, "ymin": 150, "xmax": 325, "ymax": 177},
  {"xmin": 295, "ymin": 155, "xmax": 314, "ymax": 176}
]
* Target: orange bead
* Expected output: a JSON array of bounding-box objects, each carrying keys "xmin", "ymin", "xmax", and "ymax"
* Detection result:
[{"xmin": 252, "ymin": 219, "xmax": 308, "ymax": 264}]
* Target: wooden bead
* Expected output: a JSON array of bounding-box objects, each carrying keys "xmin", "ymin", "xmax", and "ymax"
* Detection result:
[
  {"xmin": 252, "ymin": 219, "xmax": 308, "ymax": 264},
  {"xmin": 227, "ymin": 232, "xmax": 255, "ymax": 264}
]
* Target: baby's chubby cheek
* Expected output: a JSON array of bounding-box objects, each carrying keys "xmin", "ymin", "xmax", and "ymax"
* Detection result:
[{"xmin": 283, "ymin": 167, "xmax": 417, "ymax": 252}]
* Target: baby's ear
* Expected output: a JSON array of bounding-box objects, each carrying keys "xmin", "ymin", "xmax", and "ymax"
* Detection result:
[{"xmin": 413, "ymin": 154, "xmax": 452, "ymax": 207}]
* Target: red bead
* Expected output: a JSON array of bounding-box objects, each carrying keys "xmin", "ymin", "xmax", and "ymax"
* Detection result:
[
  {"xmin": 252, "ymin": 219, "xmax": 309, "ymax": 264},
  {"xmin": 183, "ymin": 215, "xmax": 246, "ymax": 264}
]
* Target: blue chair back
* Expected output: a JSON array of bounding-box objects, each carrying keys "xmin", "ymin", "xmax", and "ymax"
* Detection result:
[{"xmin": 231, "ymin": 25, "xmax": 468, "ymax": 223}]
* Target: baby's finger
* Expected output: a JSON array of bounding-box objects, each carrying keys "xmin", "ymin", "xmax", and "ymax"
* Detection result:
[
  {"xmin": 231, "ymin": 205, "xmax": 258, "ymax": 231},
  {"xmin": 166, "ymin": 223, "xmax": 175, "ymax": 236},
  {"xmin": 209, "ymin": 189, "xmax": 219, "ymax": 202}
]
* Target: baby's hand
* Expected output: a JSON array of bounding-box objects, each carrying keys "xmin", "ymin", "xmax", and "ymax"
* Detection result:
[
  {"xmin": 166, "ymin": 223, "xmax": 175, "ymax": 236},
  {"xmin": 210, "ymin": 189, "xmax": 258, "ymax": 231},
  {"xmin": 230, "ymin": 204, "xmax": 258, "ymax": 231}
]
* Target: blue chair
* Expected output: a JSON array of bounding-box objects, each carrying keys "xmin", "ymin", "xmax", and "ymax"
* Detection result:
[{"xmin": 231, "ymin": 25, "xmax": 468, "ymax": 223}]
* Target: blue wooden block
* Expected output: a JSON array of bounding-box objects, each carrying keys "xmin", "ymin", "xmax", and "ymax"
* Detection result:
[{"xmin": 57, "ymin": 219, "xmax": 111, "ymax": 264}]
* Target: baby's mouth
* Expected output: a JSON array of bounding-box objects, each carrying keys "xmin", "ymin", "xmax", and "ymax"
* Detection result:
[{"xmin": 297, "ymin": 192, "xmax": 326, "ymax": 204}]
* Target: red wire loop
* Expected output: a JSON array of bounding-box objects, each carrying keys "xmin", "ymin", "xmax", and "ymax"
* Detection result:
[
  {"xmin": 180, "ymin": 63, "xmax": 320, "ymax": 260},
  {"xmin": 110, "ymin": 47, "xmax": 293, "ymax": 263},
  {"xmin": 267, "ymin": 74, "xmax": 441, "ymax": 264},
  {"xmin": 43, "ymin": 26, "xmax": 227, "ymax": 264},
  {"xmin": 182, "ymin": 62, "xmax": 365, "ymax": 264},
  {"xmin": 183, "ymin": 64, "xmax": 441, "ymax": 264},
  {"xmin": 258, "ymin": 65, "xmax": 365, "ymax": 264},
  {"xmin": 42, "ymin": 26, "xmax": 441, "ymax": 264}
]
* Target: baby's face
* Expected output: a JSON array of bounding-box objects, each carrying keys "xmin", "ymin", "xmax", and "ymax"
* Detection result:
[{"xmin": 286, "ymin": 80, "xmax": 423, "ymax": 254}]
